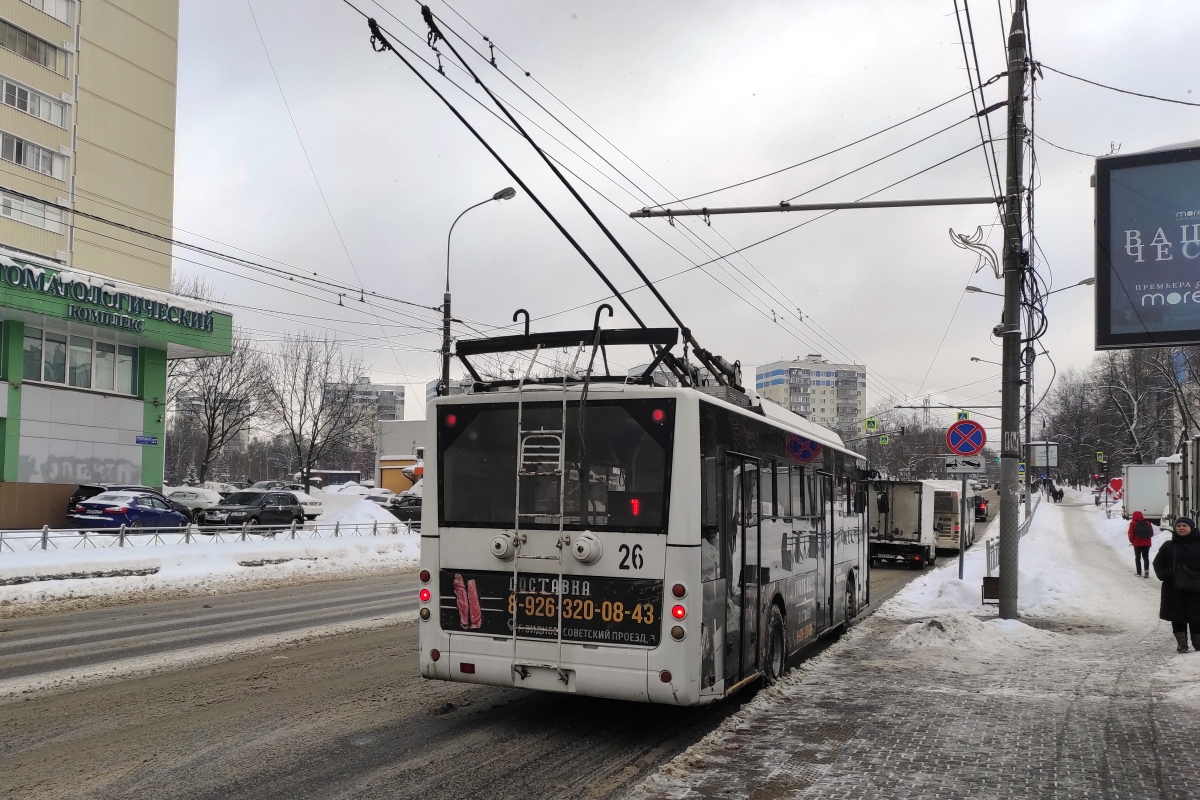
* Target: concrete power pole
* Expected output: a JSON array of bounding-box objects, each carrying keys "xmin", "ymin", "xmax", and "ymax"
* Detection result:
[{"xmin": 999, "ymin": 0, "xmax": 1027, "ymax": 620}]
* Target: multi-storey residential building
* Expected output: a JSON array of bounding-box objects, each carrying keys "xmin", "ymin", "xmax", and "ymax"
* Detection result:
[
  {"xmin": 352, "ymin": 376, "xmax": 404, "ymax": 421},
  {"xmin": 755, "ymin": 354, "xmax": 867, "ymax": 432},
  {"xmin": 0, "ymin": 1, "xmax": 231, "ymax": 526}
]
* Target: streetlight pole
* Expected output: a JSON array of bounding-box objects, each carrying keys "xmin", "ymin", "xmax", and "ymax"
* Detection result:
[
  {"xmin": 441, "ymin": 187, "xmax": 517, "ymax": 396},
  {"xmin": 998, "ymin": 0, "xmax": 1027, "ymax": 621}
]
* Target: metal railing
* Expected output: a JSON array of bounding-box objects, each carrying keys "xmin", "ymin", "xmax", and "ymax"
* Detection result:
[
  {"xmin": 0, "ymin": 519, "xmax": 411, "ymax": 554},
  {"xmin": 985, "ymin": 492, "xmax": 1041, "ymax": 578}
]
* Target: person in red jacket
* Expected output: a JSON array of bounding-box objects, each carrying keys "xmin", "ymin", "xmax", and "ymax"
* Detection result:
[{"xmin": 1128, "ymin": 510, "xmax": 1155, "ymax": 577}]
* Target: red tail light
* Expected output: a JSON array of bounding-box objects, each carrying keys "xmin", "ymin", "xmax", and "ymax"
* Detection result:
[
  {"xmin": 651, "ymin": 408, "xmax": 665, "ymax": 422},
  {"xmin": 672, "ymin": 583, "xmax": 686, "ymax": 598},
  {"xmin": 659, "ymin": 670, "xmax": 672, "ymax": 683},
  {"xmin": 460, "ymin": 662, "xmax": 475, "ymax": 674},
  {"xmin": 103, "ymin": 507, "xmax": 129, "ymax": 514},
  {"xmin": 444, "ymin": 413, "xmax": 458, "ymax": 427},
  {"xmin": 420, "ymin": 569, "xmax": 430, "ymax": 583},
  {"xmin": 419, "ymin": 588, "xmax": 432, "ymax": 602},
  {"xmin": 429, "ymin": 649, "xmax": 441, "ymax": 662},
  {"xmin": 671, "ymin": 605, "xmax": 686, "ymax": 620},
  {"xmin": 74, "ymin": 505, "xmax": 85, "ymax": 513},
  {"xmin": 630, "ymin": 498, "xmax": 640, "ymax": 517}
]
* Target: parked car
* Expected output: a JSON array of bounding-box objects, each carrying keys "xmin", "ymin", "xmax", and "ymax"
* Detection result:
[
  {"xmin": 288, "ymin": 489, "xmax": 324, "ymax": 520},
  {"xmin": 365, "ymin": 488, "xmax": 396, "ymax": 506},
  {"xmin": 166, "ymin": 488, "xmax": 226, "ymax": 522},
  {"xmin": 388, "ymin": 493, "xmax": 421, "ymax": 526},
  {"xmin": 69, "ymin": 484, "xmax": 191, "ymax": 517},
  {"xmin": 73, "ymin": 491, "xmax": 189, "ymax": 531},
  {"xmin": 198, "ymin": 491, "xmax": 306, "ymax": 530},
  {"xmin": 251, "ymin": 480, "xmax": 289, "ymax": 491},
  {"xmin": 974, "ymin": 497, "xmax": 989, "ymax": 522}
]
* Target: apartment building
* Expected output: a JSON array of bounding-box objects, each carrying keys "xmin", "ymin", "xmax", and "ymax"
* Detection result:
[
  {"xmin": 352, "ymin": 376, "xmax": 404, "ymax": 421},
  {"xmin": 755, "ymin": 354, "xmax": 867, "ymax": 432},
  {"xmin": 0, "ymin": 1, "xmax": 231, "ymax": 526}
]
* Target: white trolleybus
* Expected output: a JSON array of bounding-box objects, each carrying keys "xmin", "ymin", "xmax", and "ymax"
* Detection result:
[{"xmin": 417, "ymin": 324, "xmax": 869, "ymax": 706}]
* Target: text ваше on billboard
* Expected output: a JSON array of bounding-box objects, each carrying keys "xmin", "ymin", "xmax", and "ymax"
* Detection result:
[{"xmin": 1096, "ymin": 142, "xmax": 1200, "ymax": 349}]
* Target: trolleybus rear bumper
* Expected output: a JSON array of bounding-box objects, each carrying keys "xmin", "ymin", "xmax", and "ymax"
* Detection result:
[
  {"xmin": 869, "ymin": 541, "xmax": 929, "ymax": 565},
  {"xmin": 421, "ymin": 633, "xmax": 713, "ymax": 706}
]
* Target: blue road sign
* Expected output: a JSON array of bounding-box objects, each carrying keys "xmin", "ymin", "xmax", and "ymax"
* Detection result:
[{"xmin": 946, "ymin": 420, "xmax": 986, "ymax": 456}]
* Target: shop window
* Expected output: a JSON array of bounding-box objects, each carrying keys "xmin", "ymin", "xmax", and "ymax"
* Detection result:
[
  {"xmin": 68, "ymin": 335, "xmax": 90, "ymax": 388},
  {"xmin": 116, "ymin": 345, "xmax": 137, "ymax": 395},
  {"xmin": 94, "ymin": 341, "xmax": 115, "ymax": 391},
  {"xmin": 42, "ymin": 331, "xmax": 65, "ymax": 383},
  {"xmin": 22, "ymin": 327, "xmax": 41, "ymax": 381},
  {"xmin": 21, "ymin": 328, "xmax": 138, "ymax": 395}
]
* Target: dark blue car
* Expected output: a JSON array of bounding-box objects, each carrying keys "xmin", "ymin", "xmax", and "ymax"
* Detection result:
[{"xmin": 73, "ymin": 491, "xmax": 189, "ymax": 531}]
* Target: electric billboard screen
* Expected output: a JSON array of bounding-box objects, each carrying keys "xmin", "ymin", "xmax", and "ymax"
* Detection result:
[{"xmin": 1096, "ymin": 144, "xmax": 1200, "ymax": 349}]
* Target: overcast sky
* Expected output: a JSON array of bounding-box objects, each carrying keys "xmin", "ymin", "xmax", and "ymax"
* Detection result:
[{"xmin": 172, "ymin": 0, "xmax": 1200, "ymax": 431}]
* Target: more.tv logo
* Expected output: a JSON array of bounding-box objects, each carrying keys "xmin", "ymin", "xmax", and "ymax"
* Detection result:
[{"xmin": 1136, "ymin": 283, "xmax": 1200, "ymax": 307}]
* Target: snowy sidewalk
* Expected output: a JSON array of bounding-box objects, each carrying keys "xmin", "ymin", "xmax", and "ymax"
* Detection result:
[{"xmin": 630, "ymin": 499, "xmax": 1200, "ymax": 800}]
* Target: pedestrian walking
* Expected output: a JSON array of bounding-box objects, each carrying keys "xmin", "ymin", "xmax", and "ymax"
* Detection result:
[
  {"xmin": 1128, "ymin": 511, "xmax": 1154, "ymax": 577},
  {"xmin": 1153, "ymin": 516, "xmax": 1200, "ymax": 653}
]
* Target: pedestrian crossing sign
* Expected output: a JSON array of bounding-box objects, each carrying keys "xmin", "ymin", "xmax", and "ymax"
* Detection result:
[
  {"xmin": 1019, "ymin": 461, "xmax": 1026, "ymax": 475},
  {"xmin": 865, "ymin": 418, "xmax": 878, "ymax": 431},
  {"xmin": 957, "ymin": 411, "xmax": 970, "ymax": 421},
  {"xmin": 879, "ymin": 435, "xmax": 890, "ymax": 445},
  {"xmin": 1096, "ymin": 451, "xmax": 1105, "ymax": 462}
]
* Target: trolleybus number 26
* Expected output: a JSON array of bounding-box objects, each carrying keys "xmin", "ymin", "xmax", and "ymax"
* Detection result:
[
  {"xmin": 618, "ymin": 543, "xmax": 643, "ymax": 570},
  {"xmin": 507, "ymin": 595, "xmax": 656, "ymax": 624}
]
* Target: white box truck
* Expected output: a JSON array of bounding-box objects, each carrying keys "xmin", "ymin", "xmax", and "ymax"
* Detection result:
[
  {"xmin": 866, "ymin": 480, "xmax": 938, "ymax": 570},
  {"xmin": 1123, "ymin": 463, "xmax": 1171, "ymax": 522}
]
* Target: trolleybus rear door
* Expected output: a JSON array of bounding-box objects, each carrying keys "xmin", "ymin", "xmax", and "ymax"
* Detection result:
[
  {"xmin": 724, "ymin": 454, "xmax": 761, "ymax": 685},
  {"xmin": 814, "ymin": 472, "xmax": 835, "ymax": 631}
]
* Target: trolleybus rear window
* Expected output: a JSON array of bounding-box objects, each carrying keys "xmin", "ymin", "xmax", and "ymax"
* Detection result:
[{"xmin": 438, "ymin": 399, "xmax": 674, "ymax": 532}]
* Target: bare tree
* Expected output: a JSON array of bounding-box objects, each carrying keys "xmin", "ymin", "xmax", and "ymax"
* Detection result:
[
  {"xmin": 172, "ymin": 332, "xmax": 265, "ymax": 483},
  {"xmin": 261, "ymin": 335, "xmax": 375, "ymax": 490}
]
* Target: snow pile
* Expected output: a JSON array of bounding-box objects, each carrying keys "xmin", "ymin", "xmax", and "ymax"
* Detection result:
[
  {"xmin": 881, "ymin": 498, "xmax": 1093, "ymax": 620},
  {"xmin": 890, "ymin": 614, "xmax": 1059, "ymax": 653},
  {"xmin": 0, "ymin": 533, "xmax": 419, "ymax": 616},
  {"xmin": 322, "ymin": 482, "xmax": 371, "ymax": 496},
  {"xmin": 311, "ymin": 488, "xmax": 398, "ymax": 526}
]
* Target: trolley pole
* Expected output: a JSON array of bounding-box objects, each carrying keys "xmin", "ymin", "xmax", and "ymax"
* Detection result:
[{"xmin": 998, "ymin": 0, "xmax": 1027, "ymax": 620}]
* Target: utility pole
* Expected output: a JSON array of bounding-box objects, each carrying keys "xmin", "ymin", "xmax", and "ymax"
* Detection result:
[{"xmin": 999, "ymin": 0, "xmax": 1027, "ymax": 620}]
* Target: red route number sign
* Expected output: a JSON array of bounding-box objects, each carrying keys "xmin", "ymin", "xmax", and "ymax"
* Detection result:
[{"xmin": 946, "ymin": 420, "xmax": 987, "ymax": 456}]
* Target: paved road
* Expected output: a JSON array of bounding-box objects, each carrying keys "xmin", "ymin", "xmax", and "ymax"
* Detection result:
[
  {"xmin": 0, "ymin": 574, "xmax": 419, "ymax": 682},
  {"xmin": 0, "ymin": 563, "xmax": 930, "ymax": 799}
]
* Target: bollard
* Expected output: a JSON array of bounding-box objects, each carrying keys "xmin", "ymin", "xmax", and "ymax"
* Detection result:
[
  {"xmin": 333, "ymin": 521, "xmax": 340, "ymax": 538},
  {"xmin": 185, "ymin": 524, "xmax": 192, "ymax": 545},
  {"xmin": 41, "ymin": 525, "xmax": 50, "ymax": 550},
  {"xmin": 241, "ymin": 521, "xmax": 248, "ymax": 542},
  {"xmin": 118, "ymin": 524, "xmax": 126, "ymax": 547},
  {"xmin": 290, "ymin": 519, "xmax": 297, "ymax": 540},
  {"xmin": 372, "ymin": 520, "xmax": 378, "ymax": 537}
]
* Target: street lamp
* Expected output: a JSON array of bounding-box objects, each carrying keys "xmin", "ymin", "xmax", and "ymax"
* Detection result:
[
  {"xmin": 970, "ymin": 356, "xmax": 1002, "ymax": 367},
  {"xmin": 441, "ymin": 187, "xmax": 518, "ymax": 396},
  {"xmin": 1043, "ymin": 276, "xmax": 1095, "ymax": 298},
  {"xmin": 965, "ymin": 285, "xmax": 1003, "ymax": 297}
]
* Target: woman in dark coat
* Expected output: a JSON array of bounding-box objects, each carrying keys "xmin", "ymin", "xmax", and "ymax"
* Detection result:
[{"xmin": 1153, "ymin": 516, "xmax": 1200, "ymax": 653}]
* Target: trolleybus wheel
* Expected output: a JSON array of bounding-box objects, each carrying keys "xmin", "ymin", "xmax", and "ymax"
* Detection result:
[
  {"xmin": 764, "ymin": 605, "xmax": 787, "ymax": 685},
  {"xmin": 846, "ymin": 577, "xmax": 858, "ymax": 620}
]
